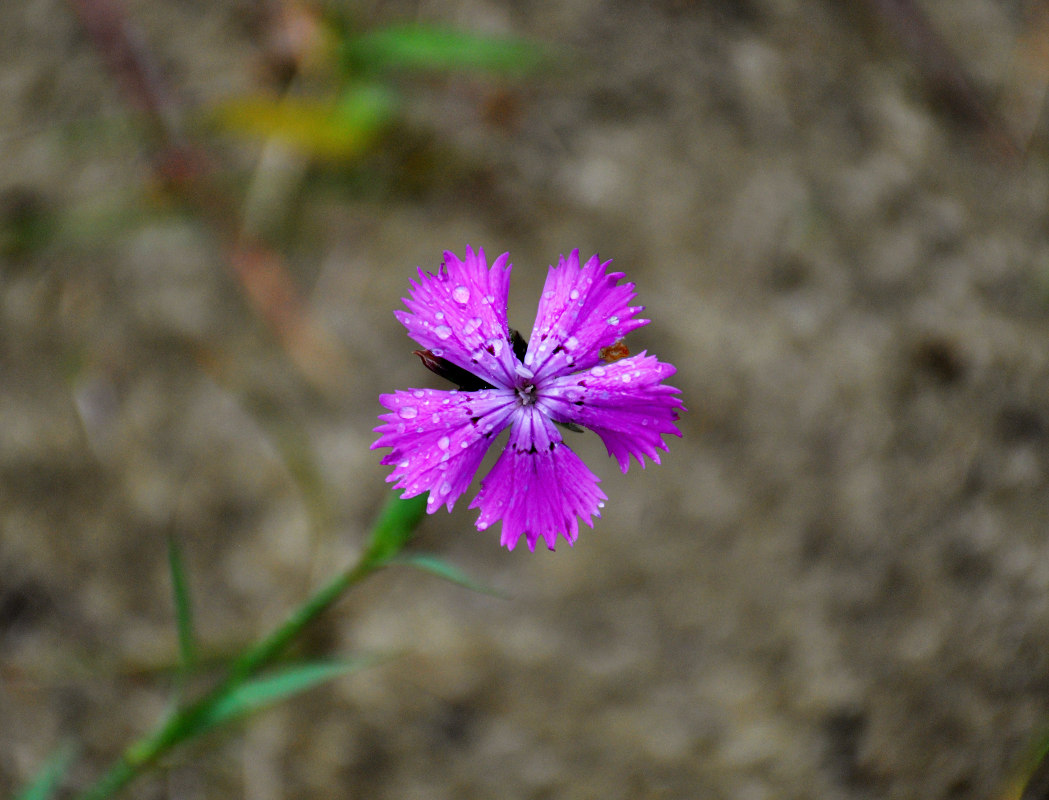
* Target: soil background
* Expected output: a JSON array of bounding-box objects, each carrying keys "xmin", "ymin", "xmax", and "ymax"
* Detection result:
[{"xmin": 4, "ymin": 1, "xmax": 1049, "ymax": 798}]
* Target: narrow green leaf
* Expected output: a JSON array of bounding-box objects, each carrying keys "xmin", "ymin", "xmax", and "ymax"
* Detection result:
[
  {"xmin": 190, "ymin": 660, "xmax": 373, "ymax": 736},
  {"xmin": 393, "ymin": 553, "xmax": 505, "ymax": 597},
  {"xmin": 341, "ymin": 24, "xmax": 550, "ymax": 77},
  {"xmin": 362, "ymin": 493, "xmax": 429, "ymax": 567},
  {"xmin": 166, "ymin": 533, "xmax": 197, "ymax": 678},
  {"xmin": 14, "ymin": 742, "xmax": 76, "ymax": 800}
]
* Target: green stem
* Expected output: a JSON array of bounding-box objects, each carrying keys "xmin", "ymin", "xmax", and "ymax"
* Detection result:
[{"xmin": 75, "ymin": 492, "xmax": 427, "ymax": 800}]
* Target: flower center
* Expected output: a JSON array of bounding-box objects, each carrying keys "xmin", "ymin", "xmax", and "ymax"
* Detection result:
[{"xmin": 516, "ymin": 382, "xmax": 537, "ymax": 406}]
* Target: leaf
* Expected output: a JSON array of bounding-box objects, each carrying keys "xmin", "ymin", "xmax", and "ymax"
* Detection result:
[
  {"xmin": 210, "ymin": 84, "xmax": 397, "ymax": 160},
  {"xmin": 167, "ymin": 533, "xmax": 197, "ymax": 678},
  {"xmin": 362, "ymin": 493, "xmax": 429, "ymax": 567},
  {"xmin": 341, "ymin": 24, "xmax": 550, "ymax": 77},
  {"xmin": 190, "ymin": 659, "xmax": 374, "ymax": 737},
  {"xmin": 13, "ymin": 742, "xmax": 76, "ymax": 800},
  {"xmin": 393, "ymin": 553, "xmax": 505, "ymax": 597}
]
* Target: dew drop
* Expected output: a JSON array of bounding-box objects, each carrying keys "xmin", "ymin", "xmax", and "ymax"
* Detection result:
[
  {"xmin": 569, "ymin": 288, "xmax": 580, "ymax": 301},
  {"xmin": 438, "ymin": 436, "xmax": 451, "ymax": 450},
  {"xmin": 452, "ymin": 285, "xmax": 470, "ymax": 304},
  {"xmin": 543, "ymin": 290, "xmax": 554, "ymax": 300},
  {"xmin": 607, "ymin": 315, "xmax": 620, "ymax": 325},
  {"xmin": 488, "ymin": 337, "xmax": 504, "ymax": 356},
  {"xmin": 439, "ymin": 481, "xmax": 452, "ymax": 496},
  {"xmin": 431, "ymin": 347, "xmax": 444, "ymax": 356},
  {"xmin": 399, "ymin": 406, "xmax": 418, "ymax": 419},
  {"xmin": 565, "ymin": 336, "xmax": 579, "ymax": 351},
  {"xmin": 435, "ymin": 325, "xmax": 452, "ymax": 340},
  {"xmin": 485, "ymin": 294, "xmax": 495, "ymax": 304},
  {"xmin": 460, "ymin": 440, "xmax": 469, "ymax": 449},
  {"xmin": 464, "ymin": 317, "xmax": 482, "ymax": 334},
  {"xmin": 565, "ymin": 354, "xmax": 575, "ymax": 365},
  {"xmin": 591, "ymin": 366, "xmax": 607, "ymax": 377},
  {"xmin": 641, "ymin": 419, "xmax": 649, "ymax": 426},
  {"xmin": 621, "ymin": 374, "xmax": 632, "ymax": 382},
  {"xmin": 412, "ymin": 389, "xmax": 425, "ymax": 398},
  {"xmin": 435, "ymin": 311, "xmax": 445, "ymax": 320}
]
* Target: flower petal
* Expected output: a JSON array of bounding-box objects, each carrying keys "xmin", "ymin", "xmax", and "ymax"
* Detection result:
[
  {"xmin": 469, "ymin": 407, "xmax": 607, "ymax": 551},
  {"xmin": 539, "ymin": 353, "xmax": 684, "ymax": 472},
  {"xmin": 523, "ymin": 250, "xmax": 648, "ymax": 383},
  {"xmin": 394, "ymin": 246, "xmax": 519, "ymax": 389},
  {"xmin": 372, "ymin": 387, "xmax": 516, "ymax": 511}
]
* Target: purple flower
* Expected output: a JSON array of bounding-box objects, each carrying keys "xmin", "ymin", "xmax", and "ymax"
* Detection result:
[{"xmin": 372, "ymin": 246, "xmax": 683, "ymax": 551}]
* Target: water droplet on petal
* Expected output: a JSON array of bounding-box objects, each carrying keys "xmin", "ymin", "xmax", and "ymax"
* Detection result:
[
  {"xmin": 641, "ymin": 419, "xmax": 649, "ymax": 426},
  {"xmin": 452, "ymin": 285, "xmax": 470, "ymax": 304},
  {"xmin": 487, "ymin": 337, "xmax": 504, "ymax": 356},
  {"xmin": 591, "ymin": 366, "xmax": 607, "ymax": 377},
  {"xmin": 435, "ymin": 311, "xmax": 445, "ymax": 320},
  {"xmin": 565, "ymin": 336, "xmax": 579, "ymax": 350},
  {"xmin": 569, "ymin": 289, "xmax": 580, "ymax": 300},
  {"xmin": 435, "ymin": 325, "xmax": 452, "ymax": 340},
  {"xmin": 621, "ymin": 374, "xmax": 632, "ymax": 382},
  {"xmin": 399, "ymin": 406, "xmax": 418, "ymax": 419},
  {"xmin": 413, "ymin": 389, "xmax": 425, "ymax": 398},
  {"xmin": 431, "ymin": 347, "xmax": 444, "ymax": 356},
  {"xmin": 460, "ymin": 440, "xmax": 469, "ymax": 448},
  {"xmin": 543, "ymin": 290, "xmax": 554, "ymax": 300},
  {"xmin": 438, "ymin": 436, "xmax": 450, "ymax": 450},
  {"xmin": 464, "ymin": 317, "xmax": 482, "ymax": 334},
  {"xmin": 607, "ymin": 315, "xmax": 620, "ymax": 325},
  {"xmin": 439, "ymin": 481, "xmax": 452, "ymax": 496},
  {"xmin": 485, "ymin": 294, "xmax": 495, "ymax": 304}
]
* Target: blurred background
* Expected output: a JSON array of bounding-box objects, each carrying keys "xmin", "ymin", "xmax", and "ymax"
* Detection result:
[{"xmin": 5, "ymin": 0, "xmax": 1049, "ymax": 797}]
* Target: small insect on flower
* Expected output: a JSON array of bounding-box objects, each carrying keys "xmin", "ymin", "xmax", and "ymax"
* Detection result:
[
  {"xmin": 600, "ymin": 340, "xmax": 630, "ymax": 363},
  {"xmin": 372, "ymin": 246, "xmax": 684, "ymax": 551}
]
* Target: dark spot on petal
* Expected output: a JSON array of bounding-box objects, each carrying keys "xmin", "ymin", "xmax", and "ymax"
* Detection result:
[
  {"xmin": 510, "ymin": 329, "xmax": 528, "ymax": 362},
  {"xmin": 413, "ymin": 349, "xmax": 495, "ymax": 392}
]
